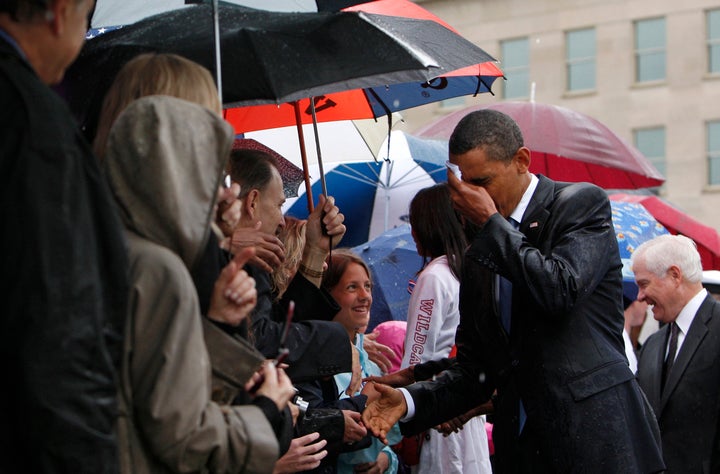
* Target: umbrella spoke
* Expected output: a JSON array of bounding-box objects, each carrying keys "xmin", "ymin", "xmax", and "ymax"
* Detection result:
[{"xmin": 330, "ymin": 163, "xmax": 383, "ymax": 188}]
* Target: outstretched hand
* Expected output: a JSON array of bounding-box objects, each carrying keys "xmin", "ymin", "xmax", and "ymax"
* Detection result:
[
  {"xmin": 434, "ymin": 400, "xmax": 493, "ymax": 436},
  {"xmin": 229, "ymin": 221, "xmax": 285, "ymax": 272},
  {"xmin": 345, "ymin": 344, "xmax": 362, "ymax": 396},
  {"xmin": 342, "ymin": 410, "xmax": 367, "ymax": 443},
  {"xmin": 272, "ymin": 432, "xmax": 328, "ymax": 474},
  {"xmin": 362, "ymin": 331, "xmax": 394, "ymax": 374},
  {"xmin": 361, "ymin": 382, "xmax": 407, "ymax": 445},
  {"xmin": 207, "ymin": 247, "xmax": 257, "ymax": 326},
  {"xmin": 363, "ymin": 366, "xmax": 414, "ymax": 388}
]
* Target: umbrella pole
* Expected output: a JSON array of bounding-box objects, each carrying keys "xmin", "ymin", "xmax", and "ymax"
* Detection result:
[
  {"xmin": 309, "ymin": 97, "xmax": 328, "ymax": 197},
  {"xmin": 212, "ymin": 0, "xmax": 222, "ymax": 104},
  {"xmin": 309, "ymin": 98, "xmax": 333, "ymax": 261},
  {"xmin": 293, "ymin": 101, "xmax": 314, "ymax": 212}
]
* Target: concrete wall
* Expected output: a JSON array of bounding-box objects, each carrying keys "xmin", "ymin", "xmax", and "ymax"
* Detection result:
[{"xmin": 405, "ymin": 0, "xmax": 720, "ymax": 231}]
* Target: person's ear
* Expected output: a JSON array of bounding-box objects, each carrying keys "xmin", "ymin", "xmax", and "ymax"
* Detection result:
[
  {"xmin": 244, "ymin": 189, "xmax": 260, "ymax": 220},
  {"xmin": 47, "ymin": 0, "xmax": 67, "ymax": 35},
  {"xmin": 667, "ymin": 265, "xmax": 683, "ymax": 285},
  {"xmin": 513, "ymin": 146, "xmax": 531, "ymax": 173}
]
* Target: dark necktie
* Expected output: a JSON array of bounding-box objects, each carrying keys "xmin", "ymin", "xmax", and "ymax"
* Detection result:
[
  {"xmin": 499, "ymin": 218, "xmax": 519, "ymax": 334},
  {"xmin": 498, "ymin": 218, "xmax": 525, "ymax": 432},
  {"xmin": 662, "ymin": 322, "xmax": 679, "ymax": 390},
  {"xmin": 498, "ymin": 275, "xmax": 513, "ymax": 333}
]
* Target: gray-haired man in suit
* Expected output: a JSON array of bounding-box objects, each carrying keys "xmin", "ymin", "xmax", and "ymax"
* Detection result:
[{"xmin": 635, "ymin": 234, "xmax": 720, "ymax": 473}]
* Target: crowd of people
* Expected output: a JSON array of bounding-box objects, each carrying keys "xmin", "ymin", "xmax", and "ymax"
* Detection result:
[{"xmin": 3, "ymin": 1, "xmax": 720, "ymax": 473}]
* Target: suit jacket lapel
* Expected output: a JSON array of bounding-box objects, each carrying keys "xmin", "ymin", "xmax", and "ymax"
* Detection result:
[
  {"xmin": 660, "ymin": 296, "xmax": 714, "ymax": 410},
  {"xmin": 645, "ymin": 329, "xmax": 666, "ymax": 412},
  {"xmin": 504, "ymin": 175, "xmax": 552, "ymax": 352},
  {"xmin": 518, "ymin": 175, "xmax": 553, "ymax": 245}
]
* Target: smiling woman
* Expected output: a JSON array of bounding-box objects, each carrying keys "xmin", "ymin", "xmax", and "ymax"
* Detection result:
[
  {"xmin": 321, "ymin": 249, "xmax": 401, "ymax": 474},
  {"xmin": 324, "ymin": 250, "xmax": 373, "ymax": 339}
]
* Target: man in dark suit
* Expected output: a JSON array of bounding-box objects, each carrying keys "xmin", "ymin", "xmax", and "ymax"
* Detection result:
[
  {"xmin": 635, "ymin": 234, "xmax": 720, "ymax": 473},
  {"xmin": 363, "ymin": 109, "xmax": 664, "ymax": 473}
]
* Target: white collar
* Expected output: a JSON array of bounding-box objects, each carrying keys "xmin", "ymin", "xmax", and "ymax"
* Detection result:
[
  {"xmin": 675, "ymin": 288, "xmax": 708, "ymax": 334},
  {"xmin": 509, "ymin": 174, "xmax": 539, "ymax": 225}
]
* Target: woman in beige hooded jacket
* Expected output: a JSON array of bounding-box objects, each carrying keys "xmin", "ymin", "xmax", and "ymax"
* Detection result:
[{"xmin": 104, "ymin": 94, "xmax": 295, "ymax": 473}]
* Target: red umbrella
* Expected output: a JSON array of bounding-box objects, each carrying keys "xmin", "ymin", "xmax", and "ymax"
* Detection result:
[
  {"xmin": 416, "ymin": 101, "xmax": 665, "ymax": 189},
  {"xmin": 609, "ymin": 193, "xmax": 720, "ymax": 270},
  {"xmin": 232, "ymin": 139, "xmax": 304, "ymax": 197}
]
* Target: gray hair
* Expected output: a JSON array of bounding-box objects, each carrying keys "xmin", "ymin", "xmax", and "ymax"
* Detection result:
[
  {"xmin": 631, "ymin": 234, "xmax": 703, "ymax": 283},
  {"xmin": 0, "ymin": 0, "xmax": 81, "ymax": 22},
  {"xmin": 448, "ymin": 109, "xmax": 524, "ymax": 163}
]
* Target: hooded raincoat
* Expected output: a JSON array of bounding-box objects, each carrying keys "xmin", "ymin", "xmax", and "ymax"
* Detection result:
[{"xmin": 104, "ymin": 95, "xmax": 278, "ymax": 473}]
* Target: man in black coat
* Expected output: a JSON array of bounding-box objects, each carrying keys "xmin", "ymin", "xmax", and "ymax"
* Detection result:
[
  {"xmin": 227, "ymin": 148, "xmax": 359, "ymax": 385},
  {"xmin": 635, "ymin": 234, "xmax": 720, "ymax": 473},
  {"xmin": 363, "ymin": 109, "xmax": 665, "ymax": 473},
  {"xmin": 0, "ymin": 1, "xmax": 129, "ymax": 472}
]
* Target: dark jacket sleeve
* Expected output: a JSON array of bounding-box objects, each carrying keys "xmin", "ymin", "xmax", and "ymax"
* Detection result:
[
  {"xmin": 246, "ymin": 265, "xmax": 352, "ymax": 382},
  {"xmin": 412, "ymin": 357, "xmax": 456, "ymax": 381},
  {"xmin": 295, "ymin": 379, "xmax": 367, "ymax": 412},
  {"xmin": 252, "ymin": 396, "xmax": 293, "ymax": 456},
  {"xmin": 1, "ymin": 43, "xmax": 128, "ymax": 474},
  {"xmin": 280, "ymin": 272, "xmax": 340, "ymax": 322}
]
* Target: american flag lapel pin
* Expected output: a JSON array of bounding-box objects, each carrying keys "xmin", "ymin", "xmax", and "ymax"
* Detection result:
[{"xmin": 529, "ymin": 221, "xmax": 539, "ymax": 228}]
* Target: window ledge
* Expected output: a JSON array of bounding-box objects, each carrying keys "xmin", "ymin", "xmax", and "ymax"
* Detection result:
[
  {"xmin": 702, "ymin": 72, "xmax": 720, "ymax": 82},
  {"xmin": 703, "ymin": 184, "xmax": 720, "ymax": 193},
  {"xmin": 630, "ymin": 80, "xmax": 667, "ymax": 90},
  {"xmin": 562, "ymin": 89, "xmax": 597, "ymax": 99}
]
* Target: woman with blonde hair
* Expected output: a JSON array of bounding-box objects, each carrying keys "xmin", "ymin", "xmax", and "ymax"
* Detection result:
[
  {"xmin": 92, "ymin": 52, "xmax": 221, "ymax": 160},
  {"xmin": 272, "ymin": 216, "xmax": 308, "ymax": 300},
  {"xmin": 94, "ymin": 52, "xmax": 244, "ymax": 312}
]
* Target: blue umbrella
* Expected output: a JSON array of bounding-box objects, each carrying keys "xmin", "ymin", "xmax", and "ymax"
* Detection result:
[
  {"xmin": 610, "ymin": 200, "xmax": 669, "ymax": 300},
  {"xmin": 403, "ymin": 133, "xmax": 448, "ymax": 184},
  {"xmin": 283, "ymin": 132, "xmax": 441, "ymax": 247},
  {"xmin": 352, "ymin": 224, "xmax": 421, "ymax": 330}
]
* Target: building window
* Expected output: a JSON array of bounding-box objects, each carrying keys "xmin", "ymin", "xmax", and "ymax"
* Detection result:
[
  {"xmin": 634, "ymin": 17, "xmax": 666, "ymax": 82},
  {"xmin": 440, "ymin": 96, "xmax": 465, "ymax": 108},
  {"xmin": 500, "ymin": 37, "xmax": 529, "ymax": 99},
  {"xmin": 708, "ymin": 9, "xmax": 720, "ymax": 74},
  {"xmin": 709, "ymin": 121, "xmax": 720, "ymax": 185},
  {"xmin": 566, "ymin": 28, "xmax": 596, "ymax": 91},
  {"xmin": 634, "ymin": 127, "xmax": 666, "ymax": 177}
]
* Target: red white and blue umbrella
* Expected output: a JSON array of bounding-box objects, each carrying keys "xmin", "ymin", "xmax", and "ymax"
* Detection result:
[{"xmin": 280, "ymin": 130, "xmax": 444, "ymax": 247}]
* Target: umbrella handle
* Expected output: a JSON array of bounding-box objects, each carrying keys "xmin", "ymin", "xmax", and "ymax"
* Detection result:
[
  {"xmin": 309, "ymin": 98, "xmax": 328, "ymax": 197},
  {"xmin": 293, "ymin": 102, "xmax": 314, "ymax": 212}
]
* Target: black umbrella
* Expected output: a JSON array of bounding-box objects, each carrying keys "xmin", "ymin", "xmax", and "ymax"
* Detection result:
[
  {"xmin": 89, "ymin": 0, "xmax": 374, "ymax": 28},
  {"xmin": 64, "ymin": 2, "xmax": 493, "ymax": 142}
]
